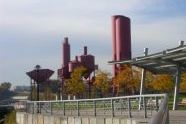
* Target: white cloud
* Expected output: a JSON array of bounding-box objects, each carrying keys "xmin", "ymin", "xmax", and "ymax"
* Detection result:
[
  {"xmin": 132, "ymin": 16, "xmax": 186, "ymax": 55},
  {"xmin": 0, "ymin": 0, "xmax": 162, "ymax": 44}
]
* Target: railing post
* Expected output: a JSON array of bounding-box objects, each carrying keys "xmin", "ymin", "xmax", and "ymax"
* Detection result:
[
  {"xmin": 37, "ymin": 102, "xmax": 39, "ymax": 113},
  {"xmin": 25, "ymin": 102, "xmax": 27, "ymax": 113},
  {"xmin": 111, "ymin": 99, "xmax": 114, "ymax": 117},
  {"xmin": 155, "ymin": 96, "xmax": 159, "ymax": 111},
  {"xmin": 94, "ymin": 100, "xmax": 96, "ymax": 116},
  {"xmin": 33, "ymin": 102, "xmax": 35, "ymax": 114},
  {"xmin": 128, "ymin": 98, "xmax": 132, "ymax": 118},
  {"xmin": 103, "ymin": 101, "xmax": 105, "ymax": 115},
  {"xmin": 50, "ymin": 102, "xmax": 52, "ymax": 115},
  {"xmin": 39, "ymin": 102, "xmax": 41, "ymax": 113},
  {"xmin": 144, "ymin": 97, "xmax": 147, "ymax": 118},
  {"xmin": 63, "ymin": 102, "xmax": 65, "ymax": 116},
  {"xmin": 77, "ymin": 101, "xmax": 80, "ymax": 116}
]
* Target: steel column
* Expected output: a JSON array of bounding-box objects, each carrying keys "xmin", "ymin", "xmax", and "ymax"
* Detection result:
[
  {"xmin": 30, "ymin": 79, "xmax": 33, "ymax": 101},
  {"xmin": 173, "ymin": 66, "xmax": 181, "ymax": 110},
  {"xmin": 139, "ymin": 48, "xmax": 148, "ymax": 110}
]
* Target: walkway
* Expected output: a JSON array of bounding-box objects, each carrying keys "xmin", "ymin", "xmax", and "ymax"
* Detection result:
[{"xmin": 169, "ymin": 111, "xmax": 186, "ymax": 124}]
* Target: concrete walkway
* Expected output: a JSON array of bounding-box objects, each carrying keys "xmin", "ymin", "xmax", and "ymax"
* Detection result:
[{"xmin": 169, "ymin": 111, "xmax": 186, "ymax": 124}]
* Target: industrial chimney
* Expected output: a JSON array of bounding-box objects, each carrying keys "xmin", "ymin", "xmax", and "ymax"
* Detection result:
[{"xmin": 62, "ymin": 37, "xmax": 70, "ymax": 67}]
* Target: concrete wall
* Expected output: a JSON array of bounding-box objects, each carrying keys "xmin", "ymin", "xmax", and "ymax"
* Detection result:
[{"xmin": 16, "ymin": 112, "xmax": 137, "ymax": 124}]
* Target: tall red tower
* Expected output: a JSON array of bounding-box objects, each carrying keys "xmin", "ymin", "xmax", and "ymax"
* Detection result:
[
  {"xmin": 58, "ymin": 37, "xmax": 71, "ymax": 79},
  {"xmin": 62, "ymin": 37, "xmax": 70, "ymax": 67},
  {"xmin": 112, "ymin": 15, "xmax": 131, "ymax": 76}
]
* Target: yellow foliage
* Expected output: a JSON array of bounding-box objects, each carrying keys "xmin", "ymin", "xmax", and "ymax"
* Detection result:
[
  {"xmin": 113, "ymin": 65, "xmax": 140, "ymax": 95},
  {"xmin": 151, "ymin": 74, "xmax": 173, "ymax": 93},
  {"xmin": 94, "ymin": 70, "xmax": 110, "ymax": 96},
  {"xmin": 64, "ymin": 66, "xmax": 86, "ymax": 96},
  {"xmin": 144, "ymin": 71, "xmax": 154, "ymax": 91},
  {"xmin": 180, "ymin": 72, "xmax": 186, "ymax": 91}
]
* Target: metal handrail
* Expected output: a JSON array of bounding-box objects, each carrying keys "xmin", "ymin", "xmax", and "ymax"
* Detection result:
[
  {"xmin": 150, "ymin": 94, "xmax": 169, "ymax": 124},
  {"xmin": 25, "ymin": 94, "xmax": 168, "ymax": 122},
  {"xmin": 27, "ymin": 94, "xmax": 165, "ymax": 103}
]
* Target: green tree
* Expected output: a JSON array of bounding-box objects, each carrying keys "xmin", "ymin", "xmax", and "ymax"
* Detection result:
[
  {"xmin": 94, "ymin": 70, "xmax": 111, "ymax": 97},
  {"xmin": 0, "ymin": 82, "xmax": 11, "ymax": 90},
  {"xmin": 0, "ymin": 82, "xmax": 13, "ymax": 100},
  {"xmin": 64, "ymin": 66, "xmax": 87, "ymax": 97}
]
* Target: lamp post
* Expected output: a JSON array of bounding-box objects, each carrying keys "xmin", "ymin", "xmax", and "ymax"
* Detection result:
[
  {"xmin": 35, "ymin": 65, "xmax": 41, "ymax": 101},
  {"xmin": 35, "ymin": 65, "xmax": 41, "ymax": 113}
]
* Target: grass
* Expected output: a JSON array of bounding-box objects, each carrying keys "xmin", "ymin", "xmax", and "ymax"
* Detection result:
[
  {"xmin": 168, "ymin": 93, "xmax": 186, "ymax": 110},
  {"xmin": 4, "ymin": 110, "xmax": 16, "ymax": 124}
]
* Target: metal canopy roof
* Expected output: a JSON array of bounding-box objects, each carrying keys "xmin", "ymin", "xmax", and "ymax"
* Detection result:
[{"xmin": 109, "ymin": 43, "xmax": 186, "ymax": 75}]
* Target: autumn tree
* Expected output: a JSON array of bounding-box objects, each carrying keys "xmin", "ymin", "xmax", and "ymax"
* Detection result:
[
  {"xmin": 144, "ymin": 71, "xmax": 155, "ymax": 93},
  {"xmin": 64, "ymin": 66, "xmax": 87, "ymax": 98},
  {"xmin": 150, "ymin": 74, "xmax": 173, "ymax": 93},
  {"xmin": 180, "ymin": 72, "xmax": 186, "ymax": 92},
  {"xmin": 113, "ymin": 65, "xmax": 140, "ymax": 96},
  {"xmin": 94, "ymin": 70, "xmax": 111, "ymax": 97}
]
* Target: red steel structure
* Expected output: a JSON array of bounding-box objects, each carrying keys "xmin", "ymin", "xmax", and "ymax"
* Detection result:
[
  {"xmin": 62, "ymin": 37, "xmax": 70, "ymax": 68},
  {"xmin": 58, "ymin": 37, "xmax": 71, "ymax": 79},
  {"xmin": 58, "ymin": 37, "xmax": 97, "ymax": 99},
  {"xmin": 58, "ymin": 38, "xmax": 96, "ymax": 79},
  {"xmin": 112, "ymin": 15, "xmax": 131, "ymax": 76}
]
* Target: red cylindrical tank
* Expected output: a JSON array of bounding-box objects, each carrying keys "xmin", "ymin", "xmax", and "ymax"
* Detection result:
[
  {"xmin": 115, "ymin": 16, "xmax": 131, "ymax": 61},
  {"xmin": 112, "ymin": 16, "xmax": 117, "ymax": 76},
  {"xmin": 111, "ymin": 15, "xmax": 131, "ymax": 76},
  {"xmin": 112, "ymin": 16, "xmax": 117, "ymax": 62}
]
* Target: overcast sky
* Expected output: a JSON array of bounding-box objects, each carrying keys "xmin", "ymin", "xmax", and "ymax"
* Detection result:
[{"xmin": 1, "ymin": 0, "xmax": 186, "ymax": 86}]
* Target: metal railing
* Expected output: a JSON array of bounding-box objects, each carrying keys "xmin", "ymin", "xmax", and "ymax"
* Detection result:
[
  {"xmin": 150, "ymin": 94, "xmax": 169, "ymax": 124},
  {"xmin": 25, "ymin": 94, "xmax": 168, "ymax": 121},
  {"xmin": 0, "ymin": 99, "xmax": 27, "ymax": 112},
  {"xmin": 0, "ymin": 94, "xmax": 169, "ymax": 123}
]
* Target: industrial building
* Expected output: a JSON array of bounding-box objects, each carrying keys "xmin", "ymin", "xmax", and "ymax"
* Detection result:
[{"xmin": 58, "ymin": 37, "xmax": 96, "ymax": 80}]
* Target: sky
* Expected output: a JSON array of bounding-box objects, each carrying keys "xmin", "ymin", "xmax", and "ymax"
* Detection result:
[{"xmin": 1, "ymin": 0, "xmax": 186, "ymax": 86}]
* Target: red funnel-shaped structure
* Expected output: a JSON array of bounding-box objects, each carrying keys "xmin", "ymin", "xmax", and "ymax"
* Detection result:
[{"xmin": 26, "ymin": 69, "xmax": 54, "ymax": 83}]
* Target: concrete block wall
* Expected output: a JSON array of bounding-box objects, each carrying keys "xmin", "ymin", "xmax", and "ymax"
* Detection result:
[{"xmin": 16, "ymin": 112, "xmax": 137, "ymax": 124}]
